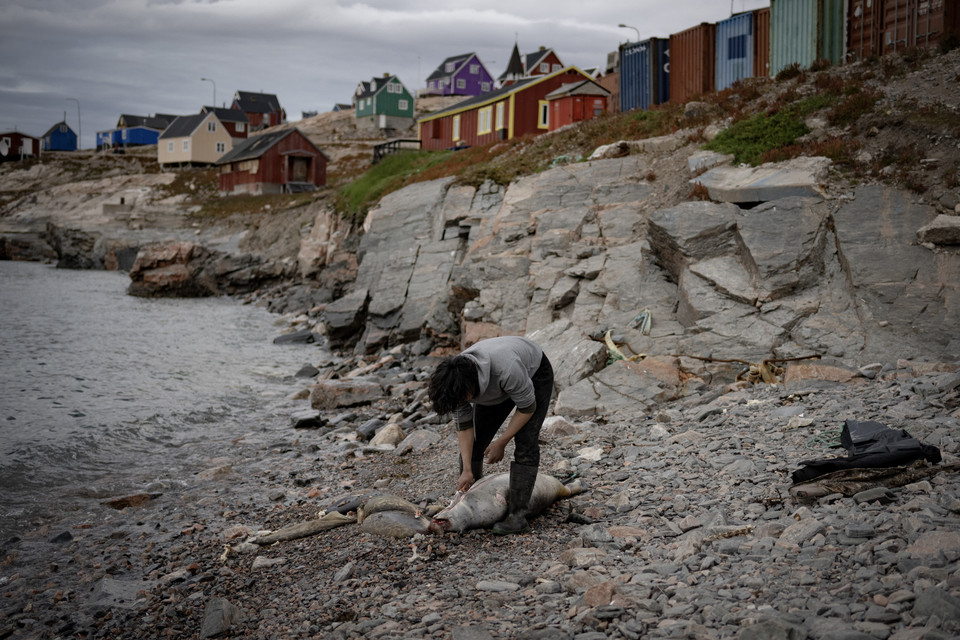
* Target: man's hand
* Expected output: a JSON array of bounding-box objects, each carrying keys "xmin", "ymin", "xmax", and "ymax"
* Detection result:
[
  {"xmin": 458, "ymin": 471, "xmax": 475, "ymax": 492},
  {"xmin": 484, "ymin": 439, "xmax": 507, "ymax": 464}
]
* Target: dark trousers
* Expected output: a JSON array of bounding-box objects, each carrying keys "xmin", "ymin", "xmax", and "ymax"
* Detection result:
[{"xmin": 471, "ymin": 353, "xmax": 554, "ymax": 468}]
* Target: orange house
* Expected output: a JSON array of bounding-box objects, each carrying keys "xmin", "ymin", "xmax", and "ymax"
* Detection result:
[
  {"xmin": 545, "ymin": 79, "xmax": 610, "ymax": 131},
  {"xmin": 418, "ymin": 67, "xmax": 597, "ymax": 151}
]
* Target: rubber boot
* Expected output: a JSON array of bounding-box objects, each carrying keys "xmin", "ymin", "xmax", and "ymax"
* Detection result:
[{"xmin": 492, "ymin": 462, "xmax": 538, "ymax": 535}]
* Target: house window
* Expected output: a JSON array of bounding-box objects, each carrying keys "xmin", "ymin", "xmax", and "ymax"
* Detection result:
[
  {"xmin": 445, "ymin": 62, "xmax": 456, "ymax": 72},
  {"xmin": 495, "ymin": 102, "xmax": 505, "ymax": 130},
  {"xmin": 477, "ymin": 106, "xmax": 492, "ymax": 135},
  {"xmin": 216, "ymin": 142, "xmax": 226, "ymax": 153},
  {"xmin": 167, "ymin": 141, "xmax": 174, "ymax": 152},
  {"xmin": 539, "ymin": 62, "xmax": 549, "ymax": 73},
  {"xmin": 538, "ymin": 100, "xmax": 549, "ymax": 129},
  {"xmin": 481, "ymin": 82, "xmax": 491, "ymax": 92},
  {"xmin": 552, "ymin": 64, "xmax": 562, "ymax": 72},
  {"xmin": 452, "ymin": 115, "xmax": 460, "ymax": 141},
  {"xmin": 470, "ymin": 64, "xmax": 479, "ymax": 74},
  {"xmin": 60, "ymin": 124, "xmax": 68, "ymax": 133},
  {"xmin": 207, "ymin": 121, "xmax": 216, "ymax": 132},
  {"xmin": 456, "ymin": 79, "xmax": 466, "ymax": 89},
  {"xmin": 182, "ymin": 140, "xmax": 189, "ymax": 151},
  {"xmin": 236, "ymin": 123, "xmax": 245, "ymax": 132},
  {"xmin": 398, "ymin": 99, "xmax": 409, "ymax": 111},
  {"xmin": 122, "ymin": 130, "xmax": 128, "ymax": 140}
]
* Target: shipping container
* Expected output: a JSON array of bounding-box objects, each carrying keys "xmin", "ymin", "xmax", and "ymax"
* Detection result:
[
  {"xmin": 619, "ymin": 38, "xmax": 669, "ymax": 112},
  {"xmin": 882, "ymin": 0, "xmax": 960, "ymax": 54},
  {"xmin": 716, "ymin": 12, "xmax": 756, "ymax": 91},
  {"xmin": 670, "ymin": 22, "xmax": 716, "ymax": 104},
  {"xmin": 755, "ymin": 7, "xmax": 772, "ymax": 76},
  {"xmin": 770, "ymin": 0, "xmax": 846, "ymax": 76},
  {"xmin": 848, "ymin": 0, "xmax": 885, "ymax": 60}
]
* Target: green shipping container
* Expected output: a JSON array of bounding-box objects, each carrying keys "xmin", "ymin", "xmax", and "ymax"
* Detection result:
[{"xmin": 770, "ymin": 0, "xmax": 846, "ymax": 76}]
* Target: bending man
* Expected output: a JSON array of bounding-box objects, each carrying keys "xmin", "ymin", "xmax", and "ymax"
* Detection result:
[{"xmin": 428, "ymin": 336, "xmax": 554, "ymax": 535}]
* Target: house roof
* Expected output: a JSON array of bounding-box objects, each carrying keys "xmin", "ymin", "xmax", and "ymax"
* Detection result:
[
  {"xmin": 333, "ymin": 103, "xmax": 353, "ymax": 111},
  {"xmin": 202, "ymin": 106, "xmax": 249, "ymax": 123},
  {"xmin": 42, "ymin": 121, "xmax": 74, "ymax": 137},
  {"xmin": 419, "ymin": 66, "xmax": 595, "ymax": 123},
  {"xmin": 215, "ymin": 127, "xmax": 328, "ymax": 165},
  {"xmin": 524, "ymin": 48, "xmax": 557, "ymax": 72},
  {"xmin": 234, "ymin": 91, "xmax": 282, "ymax": 114},
  {"xmin": 159, "ymin": 113, "xmax": 216, "ymax": 139},
  {"xmin": 544, "ymin": 80, "xmax": 611, "ymax": 100},
  {"xmin": 356, "ymin": 75, "xmax": 400, "ymax": 100},
  {"xmin": 426, "ymin": 53, "xmax": 474, "ymax": 82},
  {"xmin": 498, "ymin": 43, "xmax": 524, "ymax": 82},
  {"xmin": 119, "ymin": 114, "xmax": 177, "ymax": 130}
]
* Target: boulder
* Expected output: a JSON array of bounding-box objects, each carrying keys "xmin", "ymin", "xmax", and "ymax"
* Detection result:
[
  {"xmin": 310, "ymin": 377, "xmax": 383, "ymax": 409},
  {"xmin": 127, "ymin": 241, "xmax": 219, "ymax": 297},
  {"xmin": 554, "ymin": 357, "xmax": 682, "ymax": 417},
  {"xmin": 527, "ymin": 320, "xmax": 607, "ymax": 391},
  {"xmin": 917, "ymin": 213, "xmax": 960, "ymax": 245},
  {"xmin": 322, "ymin": 288, "xmax": 370, "ymax": 345}
]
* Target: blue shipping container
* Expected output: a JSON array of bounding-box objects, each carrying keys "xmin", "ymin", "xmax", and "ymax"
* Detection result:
[
  {"xmin": 619, "ymin": 38, "xmax": 669, "ymax": 112},
  {"xmin": 716, "ymin": 12, "xmax": 755, "ymax": 91}
]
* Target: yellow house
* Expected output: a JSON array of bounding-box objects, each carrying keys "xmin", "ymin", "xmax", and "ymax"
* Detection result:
[{"xmin": 158, "ymin": 112, "xmax": 233, "ymax": 167}]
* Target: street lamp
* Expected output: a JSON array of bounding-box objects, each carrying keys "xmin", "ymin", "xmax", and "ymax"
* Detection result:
[
  {"xmin": 618, "ymin": 23, "xmax": 640, "ymax": 42},
  {"xmin": 66, "ymin": 98, "xmax": 81, "ymax": 151},
  {"xmin": 201, "ymin": 77, "xmax": 216, "ymax": 107}
]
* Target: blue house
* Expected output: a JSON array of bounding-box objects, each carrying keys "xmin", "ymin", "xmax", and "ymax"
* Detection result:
[
  {"xmin": 42, "ymin": 121, "xmax": 77, "ymax": 151},
  {"xmin": 97, "ymin": 114, "xmax": 177, "ymax": 150}
]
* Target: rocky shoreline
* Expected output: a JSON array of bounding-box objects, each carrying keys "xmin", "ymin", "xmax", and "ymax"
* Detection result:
[
  {"xmin": 2, "ymin": 345, "xmax": 957, "ymax": 640},
  {"xmin": 3, "ymin": 49, "xmax": 960, "ymax": 639}
]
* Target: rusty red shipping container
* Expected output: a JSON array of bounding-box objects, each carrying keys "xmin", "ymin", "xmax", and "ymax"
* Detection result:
[
  {"xmin": 670, "ymin": 22, "xmax": 717, "ymax": 104},
  {"xmin": 849, "ymin": 0, "xmax": 886, "ymax": 60},
  {"xmin": 883, "ymin": 0, "xmax": 960, "ymax": 54},
  {"xmin": 754, "ymin": 7, "xmax": 771, "ymax": 76}
]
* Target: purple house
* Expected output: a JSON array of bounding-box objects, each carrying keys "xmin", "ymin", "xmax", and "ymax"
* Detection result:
[{"xmin": 423, "ymin": 52, "xmax": 495, "ymax": 97}]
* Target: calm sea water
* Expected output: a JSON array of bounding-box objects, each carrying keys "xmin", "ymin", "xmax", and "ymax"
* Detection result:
[{"xmin": 0, "ymin": 261, "xmax": 320, "ymax": 538}]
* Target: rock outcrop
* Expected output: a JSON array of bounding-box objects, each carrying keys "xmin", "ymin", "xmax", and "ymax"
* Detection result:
[
  {"xmin": 127, "ymin": 241, "xmax": 292, "ymax": 298},
  {"xmin": 317, "ymin": 149, "xmax": 960, "ymax": 409}
]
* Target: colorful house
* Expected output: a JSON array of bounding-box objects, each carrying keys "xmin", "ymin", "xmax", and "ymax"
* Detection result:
[
  {"xmin": 42, "ymin": 121, "xmax": 78, "ymax": 151},
  {"xmin": 418, "ymin": 67, "xmax": 597, "ymax": 151},
  {"xmin": 498, "ymin": 45, "xmax": 565, "ymax": 87},
  {"xmin": 354, "ymin": 74, "xmax": 415, "ymax": 131},
  {"xmin": 545, "ymin": 79, "xmax": 610, "ymax": 131},
  {"xmin": 423, "ymin": 53, "xmax": 495, "ymax": 96},
  {"xmin": 158, "ymin": 112, "xmax": 233, "ymax": 167},
  {"xmin": 0, "ymin": 132, "xmax": 38, "ymax": 163},
  {"xmin": 215, "ymin": 128, "xmax": 328, "ymax": 196},
  {"xmin": 201, "ymin": 106, "xmax": 249, "ymax": 143},
  {"xmin": 231, "ymin": 91, "xmax": 285, "ymax": 131},
  {"xmin": 96, "ymin": 114, "xmax": 177, "ymax": 150}
]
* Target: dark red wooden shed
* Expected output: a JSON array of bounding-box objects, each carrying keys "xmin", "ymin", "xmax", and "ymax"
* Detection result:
[{"xmin": 216, "ymin": 128, "xmax": 327, "ymax": 196}]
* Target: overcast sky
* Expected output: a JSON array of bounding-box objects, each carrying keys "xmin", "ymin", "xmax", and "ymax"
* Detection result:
[{"xmin": 1, "ymin": 0, "xmax": 769, "ymax": 149}]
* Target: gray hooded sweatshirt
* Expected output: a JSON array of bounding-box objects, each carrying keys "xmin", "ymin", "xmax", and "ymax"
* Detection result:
[{"xmin": 453, "ymin": 336, "xmax": 544, "ymax": 430}]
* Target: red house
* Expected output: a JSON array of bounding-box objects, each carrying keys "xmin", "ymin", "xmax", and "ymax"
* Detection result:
[
  {"xmin": 215, "ymin": 128, "xmax": 327, "ymax": 196},
  {"xmin": 231, "ymin": 91, "xmax": 285, "ymax": 131},
  {"xmin": 0, "ymin": 131, "xmax": 38, "ymax": 163},
  {"xmin": 498, "ymin": 45, "xmax": 565, "ymax": 87},
  {"xmin": 418, "ymin": 67, "xmax": 597, "ymax": 151},
  {"xmin": 545, "ymin": 79, "xmax": 610, "ymax": 131}
]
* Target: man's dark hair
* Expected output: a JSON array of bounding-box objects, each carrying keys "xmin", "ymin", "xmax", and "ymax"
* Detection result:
[{"xmin": 429, "ymin": 355, "xmax": 479, "ymax": 415}]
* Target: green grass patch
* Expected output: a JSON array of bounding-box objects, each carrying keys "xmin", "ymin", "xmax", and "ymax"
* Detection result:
[
  {"xmin": 334, "ymin": 150, "xmax": 452, "ymax": 223},
  {"xmin": 705, "ymin": 107, "xmax": 810, "ymax": 165}
]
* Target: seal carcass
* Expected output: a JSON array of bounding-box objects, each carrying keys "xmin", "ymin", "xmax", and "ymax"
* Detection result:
[{"xmin": 429, "ymin": 472, "xmax": 583, "ymax": 533}]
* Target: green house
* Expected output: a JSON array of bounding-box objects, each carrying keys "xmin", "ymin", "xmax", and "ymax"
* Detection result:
[{"xmin": 354, "ymin": 74, "xmax": 414, "ymax": 119}]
